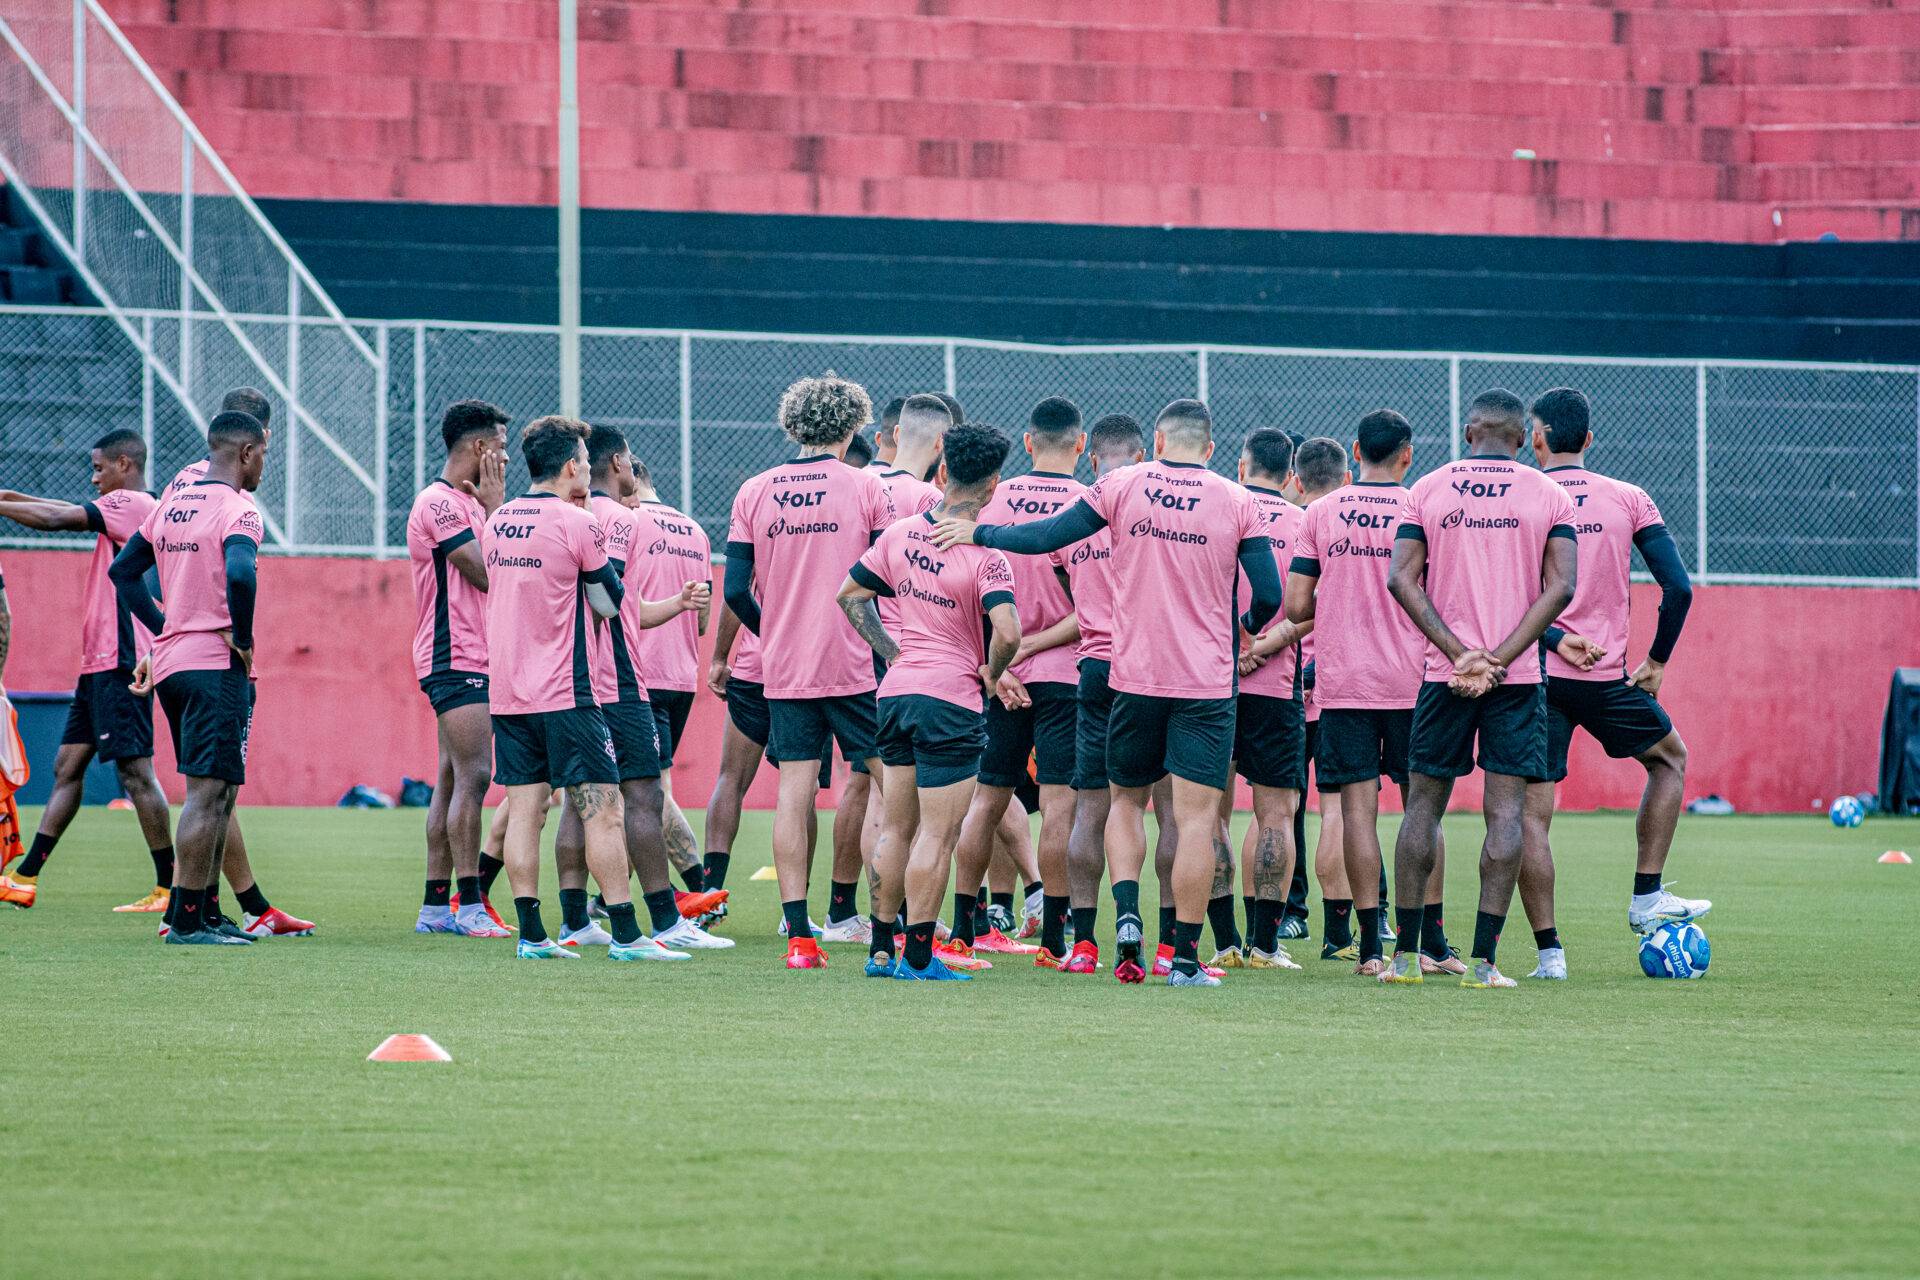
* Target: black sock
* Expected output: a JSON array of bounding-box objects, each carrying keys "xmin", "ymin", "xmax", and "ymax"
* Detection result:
[
  {"xmin": 1111, "ymin": 880, "xmax": 1143, "ymax": 953},
  {"xmin": 1394, "ymin": 905, "xmax": 1425, "ymax": 953},
  {"xmin": 904, "ymin": 921, "xmax": 936, "ymax": 969},
  {"xmin": 17, "ymin": 833, "xmax": 55, "ymax": 877},
  {"xmin": 424, "ymin": 879, "xmax": 452, "ymax": 908},
  {"xmin": 1207, "ymin": 894, "xmax": 1241, "ymax": 952},
  {"xmin": 991, "ymin": 890, "xmax": 1014, "ymax": 918},
  {"xmin": 236, "ymin": 884, "xmax": 269, "ymax": 917},
  {"xmin": 171, "ymin": 886, "xmax": 203, "ymax": 934},
  {"xmin": 1171, "ymin": 919, "xmax": 1202, "ymax": 974},
  {"xmin": 827, "ymin": 880, "xmax": 859, "ymax": 923},
  {"xmin": 1243, "ymin": 894, "xmax": 1260, "ymax": 944},
  {"xmin": 559, "ymin": 888, "xmax": 590, "ymax": 932},
  {"xmin": 1421, "ymin": 902, "xmax": 1450, "ymax": 959},
  {"xmin": 781, "ymin": 899, "xmax": 812, "ymax": 942},
  {"xmin": 1071, "ymin": 905, "xmax": 1096, "ymax": 946},
  {"xmin": 952, "ymin": 892, "xmax": 978, "ymax": 946},
  {"xmin": 606, "ymin": 901, "xmax": 641, "ymax": 945},
  {"xmin": 455, "ymin": 875, "xmax": 482, "ymax": 908},
  {"xmin": 1534, "ymin": 926, "xmax": 1561, "ymax": 952},
  {"xmin": 206, "ymin": 887, "xmax": 225, "ymax": 923},
  {"xmin": 163, "ymin": 889, "xmax": 179, "ymax": 929},
  {"xmin": 1250, "ymin": 900, "xmax": 1282, "ymax": 953},
  {"xmin": 704, "ymin": 852, "xmax": 731, "ymax": 890},
  {"xmin": 1041, "ymin": 894, "xmax": 1070, "ymax": 956},
  {"xmin": 1324, "ymin": 898, "xmax": 1354, "ymax": 946},
  {"xmin": 149, "ymin": 845, "xmax": 174, "ymax": 888},
  {"xmin": 871, "ymin": 915, "xmax": 896, "ymax": 959},
  {"xmin": 679, "ymin": 863, "xmax": 706, "ymax": 893},
  {"xmin": 643, "ymin": 888, "xmax": 679, "ymax": 934},
  {"xmin": 478, "ymin": 853, "xmax": 506, "ymax": 895},
  {"xmin": 514, "ymin": 897, "xmax": 547, "ymax": 942},
  {"xmin": 1633, "ymin": 871, "xmax": 1662, "ymax": 896},
  {"xmin": 973, "ymin": 891, "xmax": 989, "ymax": 935},
  {"xmin": 1356, "ymin": 907, "xmax": 1383, "ymax": 963},
  {"xmin": 1472, "ymin": 911, "xmax": 1504, "ymax": 964}
]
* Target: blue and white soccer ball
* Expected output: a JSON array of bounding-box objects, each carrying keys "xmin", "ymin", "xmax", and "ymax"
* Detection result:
[
  {"xmin": 1830, "ymin": 795, "xmax": 1865, "ymax": 828},
  {"xmin": 1639, "ymin": 922, "xmax": 1711, "ymax": 979}
]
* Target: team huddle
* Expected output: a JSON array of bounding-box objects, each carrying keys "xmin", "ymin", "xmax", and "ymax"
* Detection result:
[{"xmin": 0, "ymin": 373, "xmax": 1709, "ymax": 986}]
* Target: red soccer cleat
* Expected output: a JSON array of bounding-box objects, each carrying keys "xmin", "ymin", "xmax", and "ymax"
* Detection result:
[
  {"xmin": 242, "ymin": 906, "xmax": 316, "ymax": 938},
  {"xmin": 1150, "ymin": 944, "xmax": 1223, "ymax": 978},
  {"xmin": 674, "ymin": 888, "xmax": 728, "ymax": 920},
  {"xmin": 1033, "ymin": 947, "xmax": 1067, "ymax": 969},
  {"xmin": 1063, "ymin": 940, "xmax": 1101, "ymax": 974},
  {"xmin": 1114, "ymin": 955, "xmax": 1146, "ymax": 984},
  {"xmin": 933, "ymin": 939, "xmax": 993, "ymax": 971},
  {"xmin": 973, "ymin": 926, "xmax": 1038, "ymax": 955},
  {"xmin": 785, "ymin": 938, "xmax": 828, "ymax": 969}
]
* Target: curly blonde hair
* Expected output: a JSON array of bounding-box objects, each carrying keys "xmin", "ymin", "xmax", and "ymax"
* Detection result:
[{"xmin": 778, "ymin": 373, "xmax": 872, "ymax": 449}]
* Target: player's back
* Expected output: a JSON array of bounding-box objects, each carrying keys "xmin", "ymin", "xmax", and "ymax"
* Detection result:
[
  {"xmin": 977, "ymin": 470, "xmax": 1085, "ymax": 686},
  {"xmin": 861, "ymin": 514, "xmax": 1015, "ymax": 711},
  {"xmin": 1062, "ymin": 523, "xmax": 1114, "ymax": 662},
  {"xmin": 1298, "ymin": 483, "xmax": 1424, "ymax": 708},
  {"xmin": 405, "ymin": 481, "xmax": 489, "ymax": 680},
  {"xmin": 484, "ymin": 493, "xmax": 607, "ymax": 715},
  {"xmin": 142, "ymin": 480, "xmax": 264, "ymax": 683},
  {"xmin": 1401, "ymin": 458, "xmax": 1576, "ymax": 684},
  {"xmin": 1237, "ymin": 485, "xmax": 1303, "ymax": 699},
  {"xmin": 1545, "ymin": 466, "xmax": 1662, "ymax": 682},
  {"xmin": 629, "ymin": 499, "xmax": 711, "ymax": 692},
  {"xmin": 586, "ymin": 493, "xmax": 644, "ymax": 705},
  {"xmin": 80, "ymin": 488, "xmax": 157, "ymax": 675}
]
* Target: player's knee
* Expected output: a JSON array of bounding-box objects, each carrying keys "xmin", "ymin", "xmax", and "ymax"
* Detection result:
[{"xmin": 1648, "ymin": 733, "xmax": 1687, "ymax": 777}]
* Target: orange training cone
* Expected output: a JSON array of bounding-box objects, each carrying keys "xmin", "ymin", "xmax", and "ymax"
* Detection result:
[
  {"xmin": 107, "ymin": 798, "xmax": 134, "ymax": 811},
  {"xmin": 367, "ymin": 1034, "xmax": 451, "ymax": 1062},
  {"xmin": 1879, "ymin": 851, "xmax": 1912, "ymax": 865}
]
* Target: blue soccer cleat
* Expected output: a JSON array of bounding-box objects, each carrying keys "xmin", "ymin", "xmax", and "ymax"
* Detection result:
[
  {"xmin": 864, "ymin": 950, "xmax": 898, "ymax": 978},
  {"xmin": 892, "ymin": 955, "xmax": 972, "ymax": 981}
]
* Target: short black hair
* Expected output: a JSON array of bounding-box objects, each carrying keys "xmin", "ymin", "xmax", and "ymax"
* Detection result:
[
  {"xmin": 844, "ymin": 432, "xmax": 875, "ymax": 467},
  {"xmin": 1087, "ymin": 413, "xmax": 1143, "ymax": 461},
  {"xmin": 943, "ymin": 423, "xmax": 1011, "ymax": 488},
  {"xmin": 1531, "ymin": 387, "xmax": 1591, "ymax": 454},
  {"xmin": 934, "ymin": 392, "xmax": 963, "ymax": 424},
  {"xmin": 631, "ymin": 457, "xmax": 653, "ymax": 490},
  {"xmin": 586, "ymin": 422, "xmax": 628, "ymax": 475},
  {"xmin": 1356, "ymin": 409, "xmax": 1414, "ymax": 464},
  {"xmin": 91, "ymin": 427, "xmax": 147, "ymax": 468},
  {"xmin": 221, "ymin": 387, "xmax": 271, "ymax": 429},
  {"xmin": 1294, "ymin": 437, "xmax": 1348, "ymax": 491},
  {"xmin": 207, "ymin": 410, "xmax": 266, "ymax": 449},
  {"xmin": 880, "ymin": 397, "xmax": 906, "ymax": 429},
  {"xmin": 521, "ymin": 415, "xmax": 589, "ymax": 482},
  {"xmin": 1468, "ymin": 388, "xmax": 1528, "ymax": 443},
  {"xmin": 1242, "ymin": 427, "xmax": 1294, "ymax": 480},
  {"xmin": 1028, "ymin": 396, "xmax": 1082, "ymax": 445},
  {"xmin": 1155, "ymin": 398, "xmax": 1212, "ymax": 448},
  {"xmin": 442, "ymin": 399, "xmax": 509, "ymax": 452}
]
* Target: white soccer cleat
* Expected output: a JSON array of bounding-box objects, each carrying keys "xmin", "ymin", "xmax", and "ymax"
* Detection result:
[
  {"xmin": 1246, "ymin": 946, "xmax": 1302, "ymax": 970},
  {"xmin": 818, "ymin": 915, "xmax": 872, "ymax": 944},
  {"xmin": 609, "ymin": 936, "xmax": 691, "ymax": 961},
  {"xmin": 1528, "ymin": 947, "xmax": 1569, "ymax": 980},
  {"xmin": 558, "ymin": 922, "xmax": 615, "ymax": 947},
  {"xmin": 652, "ymin": 918, "xmax": 736, "ymax": 950},
  {"xmin": 776, "ymin": 916, "xmax": 823, "ymax": 938},
  {"xmin": 1018, "ymin": 888, "xmax": 1045, "ymax": 939},
  {"xmin": 1628, "ymin": 886, "xmax": 1711, "ymax": 935},
  {"xmin": 1461, "ymin": 960, "xmax": 1518, "ymax": 989},
  {"xmin": 1167, "ymin": 965, "xmax": 1222, "ymax": 987}
]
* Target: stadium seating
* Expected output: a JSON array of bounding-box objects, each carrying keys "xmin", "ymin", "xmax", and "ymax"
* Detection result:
[{"xmin": 100, "ymin": 0, "xmax": 1920, "ymax": 242}]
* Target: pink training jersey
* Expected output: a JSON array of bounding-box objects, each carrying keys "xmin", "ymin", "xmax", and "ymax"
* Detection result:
[
  {"xmin": 138, "ymin": 480, "xmax": 265, "ymax": 685},
  {"xmin": 726, "ymin": 456, "xmax": 893, "ymax": 699},
  {"xmin": 1238, "ymin": 484, "xmax": 1303, "ymax": 699},
  {"xmin": 483, "ymin": 493, "xmax": 610, "ymax": 715},
  {"xmin": 628, "ymin": 499, "xmax": 712, "ymax": 694},
  {"xmin": 163, "ymin": 458, "xmax": 208, "ymax": 501},
  {"xmin": 1061, "ymin": 522, "xmax": 1114, "ymax": 664},
  {"xmin": 1544, "ymin": 466, "xmax": 1664, "ymax": 683},
  {"xmin": 976, "ymin": 471, "xmax": 1086, "ymax": 687},
  {"xmin": 1082, "ymin": 460, "xmax": 1266, "ymax": 700},
  {"xmin": 405, "ymin": 481, "xmax": 489, "ymax": 680},
  {"xmin": 1399, "ymin": 458, "xmax": 1578, "ymax": 686},
  {"xmin": 870, "ymin": 468, "xmax": 942, "ymax": 640},
  {"xmin": 730, "ymin": 623, "xmax": 764, "ymax": 685},
  {"xmin": 585, "ymin": 493, "xmax": 647, "ymax": 706},
  {"xmin": 1294, "ymin": 483, "xmax": 1426, "ymax": 710},
  {"xmin": 855, "ymin": 513, "xmax": 1016, "ymax": 711},
  {"xmin": 80, "ymin": 487, "xmax": 158, "ymax": 674}
]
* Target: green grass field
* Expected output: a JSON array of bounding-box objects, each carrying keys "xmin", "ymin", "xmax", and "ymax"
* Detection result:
[{"xmin": 1, "ymin": 804, "xmax": 1915, "ymax": 1278}]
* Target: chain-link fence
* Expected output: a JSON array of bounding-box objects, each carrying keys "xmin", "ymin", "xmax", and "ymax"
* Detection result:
[{"xmin": 1, "ymin": 303, "xmax": 1915, "ymax": 586}]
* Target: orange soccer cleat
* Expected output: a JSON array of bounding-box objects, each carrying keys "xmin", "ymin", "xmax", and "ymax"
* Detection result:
[
  {"xmin": 973, "ymin": 926, "xmax": 1038, "ymax": 955},
  {"xmin": 785, "ymin": 937, "xmax": 828, "ymax": 969},
  {"xmin": 1033, "ymin": 947, "xmax": 1067, "ymax": 969},
  {"xmin": 0, "ymin": 875, "xmax": 36, "ymax": 909},
  {"xmin": 674, "ymin": 888, "xmax": 729, "ymax": 920},
  {"xmin": 113, "ymin": 887, "xmax": 170, "ymax": 913},
  {"xmin": 932, "ymin": 939, "xmax": 993, "ymax": 971}
]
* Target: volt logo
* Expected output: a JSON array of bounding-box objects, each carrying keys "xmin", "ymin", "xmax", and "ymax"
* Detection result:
[
  {"xmin": 1451, "ymin": 479, "xmax": 1512, "ymax": 498},
  {"xmin": 905, "ymin": 548, "xmax": 945, "ymax": 575},
  {"xmin": 1338, "ymin": 509, "xmax": 1395, "ymax": 529},
  {"xmin": 1006, "ymin": 498, "xmax": 1064, "ymax": 516},
  {"xmin": 1142, "ymin": 487, "xmax": 1200, "ymax": 511},
  {"xmin": 774, "ymin": 490, "xmax": 825, "ymax": 509},
  {"xmin": 494, "ymin": 523, "xmax": 535, "ymax": 538}
]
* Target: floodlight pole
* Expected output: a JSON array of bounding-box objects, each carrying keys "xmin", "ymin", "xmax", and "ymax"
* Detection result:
[{"xmin": 557, "ymin": 0, "xmax": 581, "ymax": 418}]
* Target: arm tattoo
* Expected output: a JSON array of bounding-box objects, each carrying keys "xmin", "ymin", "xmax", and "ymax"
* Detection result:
[
  {"xmin": 1210, "ymin": 834, "xmax": 1235, "ymax": 898},
  {"xmin": 1252, "ymin": 826, "xmax": 1286, "ymax": 900},
  {"xmin": 839, "ymin": 594, "xmax": 899, "ymax": 663},
  {"xmin": 568, "ymin": 782, "xmax": 620, "ymax": 822},
  {"xmin": 662, "ymin": 805, "xmax": 701, "ymax": 873}
]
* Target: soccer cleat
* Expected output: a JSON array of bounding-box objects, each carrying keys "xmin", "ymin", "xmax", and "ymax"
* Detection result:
[
  {"xmin": 932, "ymin": 940, "xmax": 993, "ymax": 971},
  {"xmin": 114, "ymin": 887, "xmax": 170, "ymax": 914},
  {"xmin": 1528, "ymin": 948, "xmax": 1569, "ymax": 980},
  {"xmin": 1033, "ymin": 947, "xmax": 1068, "ymax": 969},
  {"xmin": 0, "ymin": 875, "xmax": 36, "ymax": 909},
  {"xmin": 415, "ymin": 905, "xmax": 459, "ymax": 934},
  {"xmin": 1278, "ymin": 914, "xmax": 1310, "ymax": 941},
  {"xmin": 451, "ymin": 891, "xmax": 512, "ymax": 931},
  {"xmin": 1354, "ymin": 957, "xmax": 1387, "ymax": 978},
  {"xmin": 1379, "ymin": 951, "xmax": 1423, "ymax": 984},
  {"xmin": 1628, "ymin": 886, "xmax": 1711, "ymax": 935},
  {"xmin": 164, "ymin": 926, "xmax": 250, "ymax": 946},
  {"xmin": 243, "ymin": 907, "xmax": 315, "ymax": 938},
  {"xmin": 207, "ymin": 917, "xmax": 253, "ymax": 942},
  {"xmin": 818, "ymin": 915, "xmax": 873, "ymax": 944},
  {"xmin": 1322, "ymin": 938, "xmax": 1360, "ymax": 962},
  {"xmin": 1064, "ymin": 940, "xmax": 1102, "ymax": 973},
  {"xmin": 559, "ymin": 922, "xmax": 615, "ymax": 947},
  {"xmin": 1420, "ymin": 949, "xmax": 1469, "ymax": 976},
  {"xmin": 1461, "ymin": 960, "xmax": 1518, "ymax": 989},
  {"xmin": 1114, "ymin": 956, "xmax": 1147, "ymax": 984},
  {"xmin": 701, "ymin": 898, "xmax": 730, "ymax": 927},
  {"xmin": 1377, "ymin": 918, "xmax": 1397, "ymax": 946},
  {"xmin": 1016, "ymin": 898, "xmax": 1043, "ymax": 940},
  {"xmin": 453, "ymin": 904, "xmax": 512, "ymax": 938},
  {"xmin": 864, "ymin": 951, "xmax": 897, "ymax": 978},
  {"xmin": 893, "ymin": 956, "xmax": 972, "ymax": 981},
  {"xmin": 1210, "ymin": 946, "xmax": 1248, "ymax": 969},
  {"xmin": 984, "ymin": 903, "xmax": 1016, "ymax": 936},
  {"xmin": 588, "ymin": 894, "xmax": 610, "ymax": 920},
  {"xmin": 1168, "ymin": 965, "xmax": 1222, "ymax": 987},
  {"xmin": 1247, "ymin": 946, "xmax": 1302, "ymax": 970},
  {"xmin": 610, "ymin": 936, "xmax": 691, "ymax": 962},
  {"xmin": 777, "ymin": 916, "xmax": 825, "ymax": 939},
  {"xmin": 652, "ymin": 918, "xmax": 736, "ymax": 950},
  {"xmin": 1152, "ymin": 945, "xmax": 1226, "ymax": 978},
  {"xmin": 784, "ymin": 938, "xmax": 828, "ymax": 969},
  {"xmin": 516, "ymin": 937, "xmax": 579, "ymax": 960},
  {"xmin": 676, "ymin": 888, "xmax": 729, "ymax": 920},
  {"xmin": 974, "ymin": 927, "xmax": 1039, "ymax": 955}
]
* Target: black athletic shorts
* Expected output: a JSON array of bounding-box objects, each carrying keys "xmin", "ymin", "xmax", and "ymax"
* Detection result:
[
  {"xmin": 727, "ymin": 678, "xmax": 833, "ymax": 789},
  {"xmin": 492, "ymin": 706, "xmax": 619, "ymax": 788},
  {"xmin": 1409, "ymin": 681, "xmax": 1548, "ymax": 781},
  {"xmin": 878, "ymin": 693, "xmax": 986, "ymax": 788},
  {"xmin": 647, "ymin": 688, "xmax": 696, "ymax": 768},
  {"xmin": 1109, "ymin": 691, "xmax": 1236, "ymax": 790},
  {"xmin": 1545, "ymin": 677, "xmax": 1674, "ymax": 782},
  {"xmin": 1315, "ymin": 706, "xmax": 1414, "ymax": 791},
  {"xmin": 1074, "ymin": 659, "xmax": 1114, "ymax": 791},
  {"xmin": 603, "ymin": 699, "xmax": 663, "ymax": 782},
  {"xmin": 1234, "ymin": 691, "xmax": 1306, "ymax": 791},
  {"xmin": 768, "ymin": 692, "xmax": 878, "ymax": 768},
  {"xmin": 63, "ymin": 668, "xmax": 154, "ymax": 762},
  {"xmin": 980, "ymin": 679, "xmax": 1077, "ymax": 789},
  {"xmin": 419, "ymin": 669, "xmax": 489, "ymax": 716},
  {"xmin": 156, "ymin": 661, "xmax": 252, "ymax": 785}
]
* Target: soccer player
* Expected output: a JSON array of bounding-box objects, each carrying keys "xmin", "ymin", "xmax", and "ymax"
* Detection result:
[
  {"xmin": 723, "ymin": 375, "xmax": 894, "ymax": 970},
  {"xmin": 1287, "ymin": 416, "xmax": 1458, "ymax": 976},
  {"xmin": 942, "ymin": 397, "xmax": 1083, "ymax": 967},
  {"xmin": 844, "ymin": 432, "xmax": 876, "ymax": 469},
  {"xmin": 1521, "ymin": 387, "xmax": 1702, "ymax": 979},
  {"xmin": 405, "ymin": 401, "xmax": 511, "ymax": 937},
  {"xmin": 1383, "ymin": 389, "xmax": 1578, "ymax": 989},
  {"xmin": 0, "ymin": 431, "xmax": 173, "ymax": 912},
  {"xmin": 937, "ymin": 398, "xmax": 1281, "ymax": 986},
  {"xmin": 839, "ymin": 423, "xmax": 1021, "ymax": 980},
  {"xmin": 485, "ymin": 415, "xmax": 683, "ymax": 962},
  {"xmin": 107, "ymin": 411, "xmax": 269, "ymax": 945},
  {"xmin": 869, "ymin": 397, "xmax": 905, "ymax": 470}
]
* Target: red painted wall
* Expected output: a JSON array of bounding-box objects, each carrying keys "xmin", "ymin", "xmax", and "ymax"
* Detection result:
[
  {"xmin": 3, "ymin": 546, "xmax": 1912, "ymax": 813},
  {"xmin": 77, "ymin": 0, "xmax": 1919, "ymax": 242}
]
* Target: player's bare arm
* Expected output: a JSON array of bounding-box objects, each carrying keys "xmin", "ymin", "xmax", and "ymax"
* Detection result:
[
  {"xmin": 1014, "ymin": 611, "xmax": 1079, "ymax": 666},
  {"xmin": 708, "ymin": 602, "xmax": 740, "ymax": 696},
  {"xmin": 633, "ymin": 580, "xmax": 712, "ymax": 629},
  {"xmin": 984, "ymin": 600, "xmax": 1021, "ymax": 687},
  {"xmin": 0, "ymin": 576, "xmax": 10, "ymax": 684},
  {"xmin": 447, "ymin": 538, "xmax": 490, "ymax": 591},
  {"xmin": 836, "ymin": 577, "xmax": 900, "ymax": 665},
  {"xmin": 0, "ymin": 496, "xmax": 90, "ymax": 532}
]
